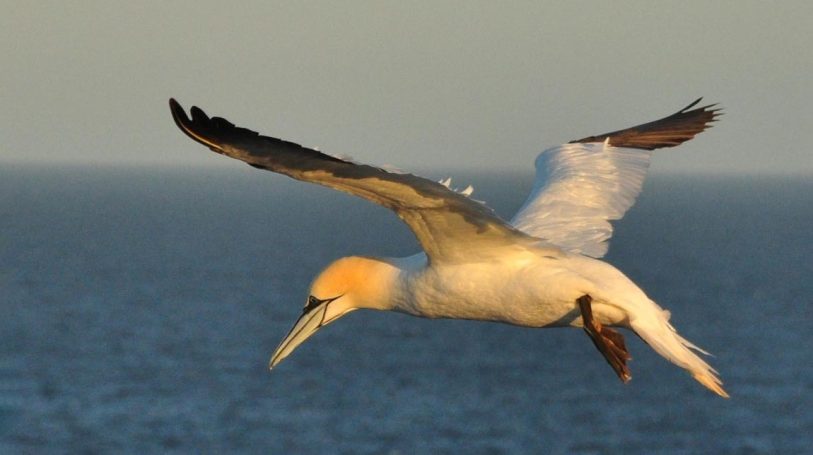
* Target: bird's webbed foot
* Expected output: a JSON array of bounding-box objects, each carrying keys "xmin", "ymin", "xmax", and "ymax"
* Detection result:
[{"xmin": 577, "ymin": 294, "xmax": 632, "ymax": 383}]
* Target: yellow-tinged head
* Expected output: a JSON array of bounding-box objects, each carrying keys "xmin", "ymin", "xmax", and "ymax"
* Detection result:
[{"xmin": 269, "ymin": 256, "xmax": 399, "ymax": 369}]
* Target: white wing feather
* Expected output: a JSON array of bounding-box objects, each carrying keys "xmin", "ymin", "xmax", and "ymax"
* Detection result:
[{"xmin": 511, "ymin": 141, "xmax": 652, "ymax": 258}]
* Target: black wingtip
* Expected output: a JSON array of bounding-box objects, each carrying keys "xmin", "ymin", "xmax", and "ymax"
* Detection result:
[
  {"xmin": 688, "ymin": 97, "xmax": 722, "ymax": 114},
  {"xmin": 680, "ymin": 97, "xmax": 703, "ymax": 112},
  {"xmin": 569, "ymin": 98, "xmax": 723, "ymax": 150},
  {"xmin": 169, "ymin": 98, "xmax": 191, "ymax": 134},
  {"xmin": 168, "ymin": 99, "xmax": 222, "ymax": 150},
  {"xmin": 190, "ymin": 105, "xmax": 209, "ymax": 123},
  {"xmin": 681, "ymin": 97, "xmax": 723, "ymax": 116},
  {"xmin": 168, "ymin": 98, "xmax": 188, "ymax": 130}
]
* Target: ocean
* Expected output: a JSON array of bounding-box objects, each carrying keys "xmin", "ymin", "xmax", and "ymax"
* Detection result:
[{"xmin": 1, "ymin": 165, "xmax": 810, "ymax": 453}]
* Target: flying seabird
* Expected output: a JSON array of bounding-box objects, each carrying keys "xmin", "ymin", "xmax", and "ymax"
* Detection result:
[{"xmin": 169, "ymin": 98, "xmax": 727, "ymax": 397}]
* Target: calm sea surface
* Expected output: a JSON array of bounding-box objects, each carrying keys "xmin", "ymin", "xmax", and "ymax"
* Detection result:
[{"xmin": 0, "ymin": 165, "xmax": 811, "ymax": 453}]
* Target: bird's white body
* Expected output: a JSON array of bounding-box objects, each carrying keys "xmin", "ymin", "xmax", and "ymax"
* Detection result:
[{"xmin": 391, "ymin": 250, "xmax": 632, "ymax": 328}]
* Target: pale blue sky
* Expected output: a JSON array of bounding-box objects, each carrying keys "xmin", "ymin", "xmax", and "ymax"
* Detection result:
[{"xmin": 2, "ymin": 1, "xmax": 811, "ymax": 174}]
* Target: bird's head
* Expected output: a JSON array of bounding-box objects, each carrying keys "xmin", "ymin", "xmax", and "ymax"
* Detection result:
[{"xmin": 269, "ymin": 256, "xmax": 398, "ymax": 368}]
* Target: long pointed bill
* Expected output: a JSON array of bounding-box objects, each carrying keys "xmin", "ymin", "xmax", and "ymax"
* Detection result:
[
  {"xmin": 269, "ymin": 297, "xmax": 348, "ymax": 369},
  {"xmin": 269, "ymin": 303, "xmax": 329, "ymax": 369}
]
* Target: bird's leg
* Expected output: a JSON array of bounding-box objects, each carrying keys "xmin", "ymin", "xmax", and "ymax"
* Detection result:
[{"xmin": 577, "ymin": 294, "xmax": 632, "ymax": 383}]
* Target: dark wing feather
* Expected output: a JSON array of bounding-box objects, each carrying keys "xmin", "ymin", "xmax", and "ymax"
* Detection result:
[
  {"xmin": 570, "ymin": 98, "xmax": 722, "ymax": 150},
  {"xmin": 169, "ymin": 99, "xmax": 531, "ymax": 262}
]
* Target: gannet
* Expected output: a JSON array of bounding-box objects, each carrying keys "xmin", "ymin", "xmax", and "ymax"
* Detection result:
[{"xmin": 169, "ymin": 98, "xmax": 727, "ymax": 397}]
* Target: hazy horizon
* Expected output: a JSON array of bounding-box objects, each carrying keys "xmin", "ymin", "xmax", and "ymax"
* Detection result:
[{"xmin": 1, "ymin": 156, "xmax": 810, "ymax": 179}]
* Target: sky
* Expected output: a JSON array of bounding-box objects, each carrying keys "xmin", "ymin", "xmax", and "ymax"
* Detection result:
[{"xmin": 2, "ymin": 1, "xmax": 811, "ymax": 175}]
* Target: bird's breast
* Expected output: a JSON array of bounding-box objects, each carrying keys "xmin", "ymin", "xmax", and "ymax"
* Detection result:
[{"xmin": 394, "ymin": 256, "xmax": 590, "ymax": 328}]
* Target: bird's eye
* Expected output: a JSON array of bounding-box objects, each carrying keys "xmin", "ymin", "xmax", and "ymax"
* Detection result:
[{"xmin": 304, "ymin": 295, "xmax": 321, "ymax": 313}]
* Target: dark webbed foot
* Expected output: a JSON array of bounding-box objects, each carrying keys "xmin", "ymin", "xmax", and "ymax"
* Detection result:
[{"xmin": 577, "ymin": 294, "xmax": 632, "ymax": 383}]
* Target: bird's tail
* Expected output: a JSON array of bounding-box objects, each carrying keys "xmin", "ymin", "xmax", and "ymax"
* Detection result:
[{"xmin": 630, "ymin": 304, "xmax": 728, "ymax": 398}]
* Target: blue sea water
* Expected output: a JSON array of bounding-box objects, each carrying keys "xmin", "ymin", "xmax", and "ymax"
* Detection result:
[{"xmin": 0, "ymin": 164, "xmax": 811, "ymax": 453}]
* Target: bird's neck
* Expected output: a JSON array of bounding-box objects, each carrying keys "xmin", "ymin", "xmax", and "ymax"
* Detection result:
[{"xmin": 334, "ymin": 255, "xmax": 407, "ymax": 311}]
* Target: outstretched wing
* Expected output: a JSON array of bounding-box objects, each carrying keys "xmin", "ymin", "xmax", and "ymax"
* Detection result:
[
  {"xmin": 170, "ymin": 99, "xmax": 532, "ymax": 263},
  {"xmin": 511, "ymin": 99, "xmax": 721, "ymax": 257}
]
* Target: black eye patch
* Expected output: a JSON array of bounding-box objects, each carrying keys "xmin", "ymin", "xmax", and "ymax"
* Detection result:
[
  {"xmin": 303, "ymin": 295, "xmax": 342, "ymax": 315},
  {"xmin": 304, "ymin": 295, "xmax": 322, "ymax": 313}
]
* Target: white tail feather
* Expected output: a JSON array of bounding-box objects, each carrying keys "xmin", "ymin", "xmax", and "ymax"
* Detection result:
[{"xmin": 631, "ymin": 308, "xmax": 728, "ymax": 398}]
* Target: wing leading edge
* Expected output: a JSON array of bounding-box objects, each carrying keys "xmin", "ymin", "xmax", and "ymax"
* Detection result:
[{"xmin": 169, "ymin": 99, "xmax": 532, "ymax": 262}]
